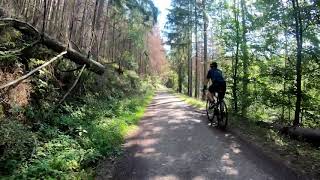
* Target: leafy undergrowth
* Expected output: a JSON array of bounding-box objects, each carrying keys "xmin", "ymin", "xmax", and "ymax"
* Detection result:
[
  {"xmin": 0, "ymin": 89, "xmax": 154, "ymax": 179},
  {"xmin": 0, "ymin": 63, "xmax": 155, "ymax": 179},
  {"xmin": 0, "ymin": 23, "xmax": 156, "ymax": 179},
  {"xmin": 170, "ymin": 89, "xmax": 320, "ymax": 178}
]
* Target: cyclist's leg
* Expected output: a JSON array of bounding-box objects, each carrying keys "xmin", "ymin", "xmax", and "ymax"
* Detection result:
[
  {"xmin": 218, "ymin": 81, "xmax": 227, "ymax": 111},
  {"xmin": 207, "ymin": 85, "xmax": 215, "ymax": 103}
]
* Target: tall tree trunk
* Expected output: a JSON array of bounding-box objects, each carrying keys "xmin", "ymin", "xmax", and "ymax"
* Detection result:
[
  {"xmin": 240, "ymin": 0, "xmax": 249, "ymax": 115},
  {"xmin": 59, "ymin": 0, "xmax": 68, "ymax": 40},
  {"xmin": 233, "ymin": 0, "xmax": 240, "ymax": 113},
  {"xmin": 48, "ymin": 0, "xmax": 57, "ymax": 33},
  {"xmin": 42, "ymin": 0, "xmax": 47, "ymax": 37},
  {"xmin": 68, "ymin": 0, "xmax": 77, "ymax": 45},
  {"xmin": 203, "ymin": 0, "xmax": 208, "ymax": 96},
  {"xmin": 292, "ymin": 0, "xmax": 303, "ymax": 126},
  {"xmin": 99, "ymin": 15, "xmax": 108, "ymax": 60},
  {"xmin": 96, "ymin": 0, "xmax": 105, "ymax": 29},
  {"xmin": 53, "ymin": 0, "xmax": 61, "ymax": 27},
  {"xmin": 24, "ymin": 0, "xmax": 31, "ymax": 21},
  {"xmin": 194, "ymin": 0, "xmax": 199, "ymax": 98},
  {"xmin": 46, "ymin": 0, "xmax": 54, "ymax": 30},
  {"xmin": 178, "ymin": 57, "xmax": 183, "ymax": 93},
  {"xmin": 188, "ymin": 0, "xmax": 193, "ymax": 97},
  {"xmin": 78, "ymin": 0, "xmax": 88, "ymax": 48},
  {"xmin": 31, "ymin": 0, "xmax": 39, "ymax": 25}
]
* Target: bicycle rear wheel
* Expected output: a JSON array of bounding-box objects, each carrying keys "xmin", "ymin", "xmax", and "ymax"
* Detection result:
[
  {"xmin": 206, "ymin": 100, "xmax": 214, "ymax": 124},
  {"xmin": 217, "ymin": 100, "xmax": 228, "ymax": 129}
]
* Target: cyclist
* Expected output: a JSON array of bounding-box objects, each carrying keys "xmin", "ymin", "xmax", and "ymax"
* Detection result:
[{"xmin": 203, "ymin": 62, "xmax": 226, "ymax": 107}]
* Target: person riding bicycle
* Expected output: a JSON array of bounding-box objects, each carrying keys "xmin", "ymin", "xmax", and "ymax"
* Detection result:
[{"xmin": 203, "ymin": 62, "xmax": 226, "ymax": 106}]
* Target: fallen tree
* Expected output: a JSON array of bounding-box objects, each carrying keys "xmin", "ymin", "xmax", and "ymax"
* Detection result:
[
  {"xmin": 0, "ymin": 18, "xmax": 105, "ymax": 75},
  {"xmin": 255, "ymin": 121, "xmax": 320, "ymax": 146}
]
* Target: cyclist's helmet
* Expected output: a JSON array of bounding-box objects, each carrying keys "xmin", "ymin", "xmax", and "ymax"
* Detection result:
[{"xmin": 210, "ymin": 62, "xmax": 218, "ymax": 68}]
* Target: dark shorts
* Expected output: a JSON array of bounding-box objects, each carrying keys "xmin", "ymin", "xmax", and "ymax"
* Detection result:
[{"xmin": 209, "ymin": 81, "xmax": 226, "ymax": 100}]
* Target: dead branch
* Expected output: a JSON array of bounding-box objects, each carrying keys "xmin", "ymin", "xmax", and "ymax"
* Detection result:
[{"xmin": 59, "ymin": 65, "xmax": 86, "ymax": 104}]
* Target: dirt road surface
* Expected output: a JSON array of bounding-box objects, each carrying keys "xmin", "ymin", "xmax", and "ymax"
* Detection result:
[{"xmin": 110, "ymin": 91, "xmax": 297, "ymax": 180}]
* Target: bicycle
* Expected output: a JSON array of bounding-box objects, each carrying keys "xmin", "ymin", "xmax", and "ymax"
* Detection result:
[{"xmin": 205, "ymin": 91, "xmax": 228, "ymax": 129}]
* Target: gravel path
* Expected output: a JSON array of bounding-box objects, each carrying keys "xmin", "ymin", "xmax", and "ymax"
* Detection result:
[{"xmin": 111, "ymin": 91, "xmax": 293, "ymax": 180}]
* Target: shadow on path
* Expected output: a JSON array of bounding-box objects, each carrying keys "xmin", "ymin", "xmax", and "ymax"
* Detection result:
[{"xmin": 111, "ymin": 91, "xmax": 296, "ymax": 180}]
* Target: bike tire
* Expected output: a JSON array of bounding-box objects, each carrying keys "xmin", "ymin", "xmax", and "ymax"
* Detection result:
[{"xmin": 206, "ymin": 100, "xmax": 214, "ymax": 124}]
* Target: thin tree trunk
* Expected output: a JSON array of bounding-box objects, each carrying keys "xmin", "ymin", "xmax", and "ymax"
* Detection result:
[
  {"xmin": 292, "ymin": 0, "xmax": 303, "ymax": 126},
  {"xmin": 41, "ymin": 0, "xmax": 47, "ymax": 37},
  {"xmin": 59, "ymin": 0, "xmax": 68, "ymax": 40},
  {"xmin": 188, "ymin": 0, "xmax": 193, "ymax": 97},
  {"xmin": 240, "ymin": 0, "xmax": 249, "ymax": 115},
  {"xmin": 78, "ymin": 0, "xmax": 88, "ymax": 48},
  {"xmin": 195, "ymin": 0, "xmax": 199, "ymax": 98},
  {"xmin": 233, "ymin": 0, "xmax": 240, "ymax": 113},
  {"xmin": 203, "ymin": 0, "xmax": 208, "ymax": 96}
]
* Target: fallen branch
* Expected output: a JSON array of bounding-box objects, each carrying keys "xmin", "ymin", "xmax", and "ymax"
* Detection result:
[
  {"xmin": 43, "ymin": 35, "xmax": 105, "ymax": 74},
  {"xmin": 0, "ymin": 18, "xmax": 105, "ymax": 75},
  {"xmin": 0, "ymin": 51, "xmax": 67, "ymax": 90},
  {"xmin": 0, "ymin": 18, "xmax": 40, "ymax": 57},
  {"xmin": 59, "ymin": 65, "xmax": 86, "ymax": 104}
]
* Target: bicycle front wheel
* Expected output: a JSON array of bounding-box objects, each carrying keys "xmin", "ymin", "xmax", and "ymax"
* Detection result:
[{"xmin": 206, "ymin": 100, "xmax": 214, "ymax": 123}]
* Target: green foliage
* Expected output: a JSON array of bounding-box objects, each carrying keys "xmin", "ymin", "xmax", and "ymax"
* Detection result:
[
  {"xmin": 0, "ymin": 120, "xmax": 36, "ymax": 174},
  {"xmin": 2, "ymin": 89, "xmax": 154, "ymax": 179},
  {"xmin": 165, "ymin": 70, "xmax": 178, "ymax": 89},
  {"xmin": 1, "ymin": 61, "xmax": 154, "ymax": 179}
]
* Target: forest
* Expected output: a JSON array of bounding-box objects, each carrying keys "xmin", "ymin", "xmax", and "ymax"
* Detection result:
[
  {"xmin": 0, "ymin": 0, "xmax": 320, "ymax": 179},
  {"xmin": 165, "ymin": 0, "xmax": 320, "ymax": 129}
]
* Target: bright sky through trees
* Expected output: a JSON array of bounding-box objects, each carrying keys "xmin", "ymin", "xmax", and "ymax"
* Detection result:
[{"xmin": 153, "ymin": 0, "xmax": 171, "ymax": 33}]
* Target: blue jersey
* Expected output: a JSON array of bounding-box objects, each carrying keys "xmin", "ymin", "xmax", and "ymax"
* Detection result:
[{"xmin": 207, "ymin": 68, "xmax": 225, "ymax": 83}]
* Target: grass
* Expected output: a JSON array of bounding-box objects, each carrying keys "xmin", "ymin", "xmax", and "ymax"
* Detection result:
[{"xmin": 166, "ymin": 88, "xmax": 206, "ymax": 109}]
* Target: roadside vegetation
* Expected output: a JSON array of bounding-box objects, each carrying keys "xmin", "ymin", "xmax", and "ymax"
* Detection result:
[{"xmin": 0, "ymin": 57, "xmax": 155, "ymax": 178}]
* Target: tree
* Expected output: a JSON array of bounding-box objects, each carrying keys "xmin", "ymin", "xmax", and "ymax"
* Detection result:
[{"xmin": 292, "ymin": 0, "xmax": 303, "ymax": 126}]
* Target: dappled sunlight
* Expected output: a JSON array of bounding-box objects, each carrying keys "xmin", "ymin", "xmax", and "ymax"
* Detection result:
[
  {"xmin": 152, "ymin": 126, "xmax": 163, "ymax": 133},
  {"xmin": 230, "ymin": 142, "xmax": 242, "ymax": 154},
  {"xmin": 192, "ymin": 176, "xmax": 206, "ymax": 180},
  {"xmin": 189, "ymin": 119, "xmax": 202, "ymax": 123},
  {"xmin": 114, "ymin": 92, "xmax": 276, "ymax": 179},
  {"xmin": 151, "ymin": 175, "xmax": 179, "ymax": 180},
  {"xmin": 135, "ymin": 152, "xmax": 162, "ymax": 158},
  {"xmin": 221, "ymin": 153, "xmax": 239, "ymax": 176},
  {"xmin": 143, "ymin": 147, "xmax": 157, "ymax": 153},
  {"xmin": 168, "ymin": 119, "xmax": 183, "ymax": 124},
  {"xmin": 140, "ymin": 138, "xmax": 159, "ymax": 147}
]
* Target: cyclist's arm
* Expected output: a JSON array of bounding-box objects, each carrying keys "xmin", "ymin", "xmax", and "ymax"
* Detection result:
[
  {"xmin": 204, "ymin": 71, "xmax": 211, "ymax": 90},
  {"xmin": 204, "ymin": 78, "xmax": 210, "ymax": 87}
]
